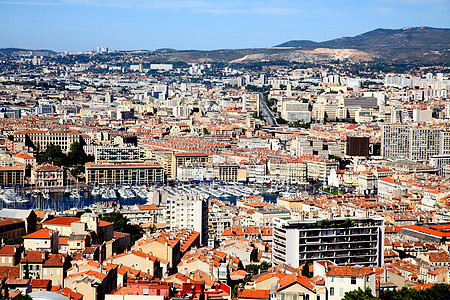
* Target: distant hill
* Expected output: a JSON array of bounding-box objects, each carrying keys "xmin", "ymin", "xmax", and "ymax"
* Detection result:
[
  {"xmin": 277, "ymin": 27, "xmax": 450, "ymax": 50},
  {"xmin": 274, "ymin": 40, "xmax": 319, "ymax": 48},
  {"xmin": 1, "ymin": 27, "xmax": 448, "ymax": 65},
  {"xmin": 155, "ymin": 27, "xmax": 449, "ymax": 64},
  {"xmin": 0, "ymin": 48, "xmax": 57, "ymax": 57}
]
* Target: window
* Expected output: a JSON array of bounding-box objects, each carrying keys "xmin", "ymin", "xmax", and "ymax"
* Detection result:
[
  {"xmin": 351, "ymin": 277, "xmax": 356, "ymax": 284},
  {"xmin": 330, "ymin": 288, "xmax": 334, "ymax": 296},
  {"xmin": 317, "ymin": 296, "xmax": 320, "ymax": 300},
  {"xmin": 339, "ymin": 288, "xmax": 344, "ymax": 297},
  {"xmin": 305, "ymin": 295, "xmax": 309, "ymax": 300},
  {"xmin": 331, "ymin": 277, "xmax": 334, "ymax": 282}
]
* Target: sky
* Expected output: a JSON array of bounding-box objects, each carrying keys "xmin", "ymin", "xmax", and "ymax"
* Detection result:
[{"xmin": 0, "ymin": 0, "xmax": 449, "ymax": 52}]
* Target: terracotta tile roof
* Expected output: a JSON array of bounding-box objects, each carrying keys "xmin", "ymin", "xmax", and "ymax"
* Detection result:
[
  {"xmin": 33, "ymin": 210, "xmax": 46, "ymax": 220},
  {"xmin": 43, "ymin": 216, "xmax": 80, "ymax": 226},
  {"xmin": 51, "ymin": 287, "xmax": 84, "ymax": 300},
  {"xmin": 0, "ymin": 245, "xmax": 20, "ymax": 256},
  {"xmin": 100, "ymin": 220, "xmax": 113, "ymax": 226},
  {"xmin": 43, "ymin": 216, "xmax": 112, "ymax": 227},
  {"xmin": 43, "ymin": 254, "xmax": 65, "ymax": 267},
  {"xmin": 276, "ymin": 273, "xmax": 315, "ymax": 292},
  {"xmin": 237, "ymin": 289, "xmax": 270, "ymax": 299},
  {"xmin": 0, "ymin": 266, "xmax": 20, "ymax": 280},
  {"xmin": 326, "ymin": 266, "xmax": 375, "ymax": 277},
  {"xmin": 20, "ymin": 251, "xmax": 46, "ymax": 263},
  {"xmin": 406, "ymin": 225, "xmax": 450, "ymax": 238},
  {"xmin": 425, "ymin": 252, "xmax": 450, "ymax": 262},
  {"xmin": 255, "ymin": 271, "xmax": 288, "ymax": 284},
  {"xmin": 5, "ymin": 278, "xmax": 29, "ymax": 285},
  {"xmin": 136, "ymin": 204, "xmax": 157, "ymax": 210},
  {"xmin": 24, "ymin": 228, "xmax": 56, "ymax": 239},
  {"xmin": 31, "ymin": 279, "xmax": 51, "ymax": 288}
]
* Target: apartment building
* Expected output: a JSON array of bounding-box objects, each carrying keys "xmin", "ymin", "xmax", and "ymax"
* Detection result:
[
  {"xmin": 23, "ymin": 228, "xmax": 59, "ymax": 254},
  {"xmin": 301, "ymin": 156, "xmax": 339, "ymax": 182},
  {"xmin": 313, "ymin": 261, "xmax": 377, "ymax": 300},
  {"xmin": 94, "ymin": 146, "xmax": 142, "ymax": 163},
  {"xmin": 171, "ymin": 152, "xmax": 209, "ymax": 180},
  {"xmin": 85, "ymin": 162, "xmax": 164, "ymax": 185},
  {"xmin": 0, "ymin": 166, "xmax": 24, "ymax": 186},
  {"xmin": 268, "ymin": 159, "xmax": 307, "ymax": 184},
  {"xmin": 279, "ymin": 100, "xmax": 311, "ymax": 122},
  {"xmin": 291, "ymin": 136, "xmax": 342, "ymax": 157},
  {"xmin": 167, "ymin": 193, "xmax": 209, "ymax": 246},
  {"xmin": 14, "ymin": 130, "xmax": 81, "ymax": 153},
  {"xmin": 272, "ymin": 216, "xmax": 385, "ymax": 268},
  {"xmin": 382, "ymin": 125, "xmax": 442, "ymax": 161},
  {"xmin": 215, "ymin": 164, "xmax": 239, "ymax": 182},
  {"xmin": 176, "ymin": 164, "xmax": 213, "ymax": 182}
]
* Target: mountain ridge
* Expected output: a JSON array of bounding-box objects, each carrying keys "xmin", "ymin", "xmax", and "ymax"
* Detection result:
[
  {"xmin": 1, "ymin": 27, "xmax": 448, "ymax": 65},
  {"xmin": 276, "ymin": 26, "xmax": 450, "ymax": 50}
]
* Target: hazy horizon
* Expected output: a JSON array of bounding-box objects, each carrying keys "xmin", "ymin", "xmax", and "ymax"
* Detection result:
[{"xmin": 1, "ymin": 0, "xmax": 449, "ymax": 52}]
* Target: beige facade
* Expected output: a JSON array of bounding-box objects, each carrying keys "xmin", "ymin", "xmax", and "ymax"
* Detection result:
[
  {"xmin": 0, "ymin": 167, "xmax": 25, "ymax": 186},
  {"xmin": 133, "ymin": 239, "xmax": 180, "ymax": 268},
  {"xmin": 268, "ymin": 160, "xmax": 307, "ymax": 184},
  {"xmin": 85, "ymin": 162, "xmax": 164, "ymax": 185},
  {"xmin": 14, "ymin": 130, "xmax": 80, "ymax": 153},
  {"xmin": 31, "ymin": 164, "xmax": 63, "ymax": 188},
  {"xmin": 105, "ymin": 251, "xmax": 162, "ymax": 278},
  {"xmin": 23, "ymin": 228, "xmax": 59, "ymax": 253}
]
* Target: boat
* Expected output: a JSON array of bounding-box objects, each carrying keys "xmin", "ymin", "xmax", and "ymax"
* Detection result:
[{"xmin": 91, "ymin": 186, "xmax": 100, "ymax": 197}]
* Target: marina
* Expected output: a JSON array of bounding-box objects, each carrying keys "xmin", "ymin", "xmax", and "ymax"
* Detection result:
[{"xmin": 0, "ymin": 183, "xmax": 282, "ymax": 212}]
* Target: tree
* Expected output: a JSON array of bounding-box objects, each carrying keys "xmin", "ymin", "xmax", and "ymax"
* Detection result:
[
  {"xmin": 380, "ymin": 284, "xmax": 450, "ymax": 300},
  {"xmin": 69, "ymin": 141, "xmax": 91, "ymax": 165},
  {"xmin": 343, "ymin": 288, "xmax": 377, "ymax": 300},
  {"xmin": 259, "ymin": 261, "xmax": 271, "ymax": 273},
  {"xmin": 231, "ymin": 285, "xmax": 239, "ymax": 298},
  {"xmin": 38, "ymin": 144, "xmax": 68, "ymax": 166},
  {"xmin": 245, "ymin": 264, "xmax": 260, "ymax": 275},
  {"xmin": 102, "ymin": 212, "xmax": 144, "ymax": 245}
]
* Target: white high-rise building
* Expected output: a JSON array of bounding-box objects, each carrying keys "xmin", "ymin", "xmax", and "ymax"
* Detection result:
[
  {"xmin": 272, "ymin": 216, "xmax": 385, "ymax": 268},
  {"xmin": 167, "ymin": 193, "xmax": 209, "ymax": 245},
  {"xmin": 382, "ymin": 125, "xmax": 441, "ymax": 161}
]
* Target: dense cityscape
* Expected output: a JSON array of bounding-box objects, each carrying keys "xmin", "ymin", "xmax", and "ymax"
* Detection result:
[{"xmin": 0, "ymin": 24, "xmax": 450, "ymax": 300}]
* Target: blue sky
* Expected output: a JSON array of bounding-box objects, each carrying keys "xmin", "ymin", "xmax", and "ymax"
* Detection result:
[{"xmin": 0, "ymin": 0, "xmax": 449, "ymax": 52}]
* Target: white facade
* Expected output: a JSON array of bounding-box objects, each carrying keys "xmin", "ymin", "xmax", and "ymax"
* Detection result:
[{"xmin": 167, "ymin": 193, "xmax": 209, "ymax": 245}]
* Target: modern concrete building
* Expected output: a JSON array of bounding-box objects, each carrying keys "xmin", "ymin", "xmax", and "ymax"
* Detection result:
[
  {"xmin": 382, "ymin": 125, "xmax": 441, "ymax": 161},
  {"xmin": 272, "ymin": 216, "xmax": 385, "ymax": 268},
  {"xmin": 94, "ymin": 146, "xmax": 142, "ymax": 163},
  {"xmin": 85, "ymin": 162, "xmax": 164, "ymax": 185},
  {"xmin": 166, "ymin": 193, "xmax": 209, "ymax": 246}
]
